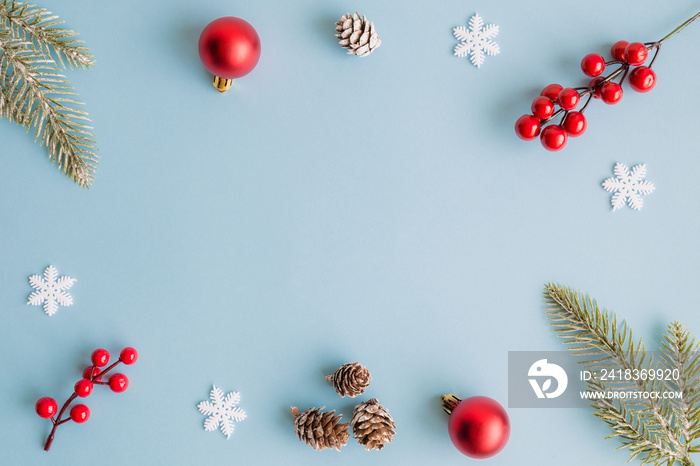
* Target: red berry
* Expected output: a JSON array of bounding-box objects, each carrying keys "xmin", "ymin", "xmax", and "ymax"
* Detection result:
[
  {"xmin": 514, "ymin": 115, "xmax": 541, "ymax": 141},
  {"xmin": 91, "ymin": 349, "xmax": 110, "ymax": 367},
  {"xmin": 530, "ymin": 96, "xmax": 555, "ymax": 119},
  {"xmin": 83, "ymin": 366, "xmax": 102, "ymax": 382},
  {"xmin": 624, "ymin": 42, "xmax": 648, "ymax": 66},
  {"xmin": 109, "ymin": 373, "xmax": 129, "ymax": 393},
  {"xmin": 74, "ymin": 379, "xmax": 94, "ymax": 398},
  {"xmin": 562, "ymin": 112, "xmax": 587, "ymax": 137},
  {"xmin": 120, "ymin": 347, "xmax": 138, "ymax": 365},
  {"xmin": 70, "ymin": 404, "xmax": 90, "ymax": 423},
  {"xmin": 540, "ymin": 83, "xmax": 563, "ymax": 101},
  {"xmin": 557, "ymin": 88, "xmax": 580, "ymax": 111},
  {"xmin": 588, "ymin": 77, "xmax": 604, "ymax": 99},
  {"xmin": 600, "ymin": 82, "xmax": 623, "ymax": 104},
  {"xmin": 629, "ymin": 66, "xmax": 656, "ymax": 93},
  {"xmin": 540, "ymin": 125, "xmax": 567, "ymax": 151},
  {"xmin": 35, "ymin": 397, "xmax": 58, "ymax": 418},
  {"xmin": 580, "ymin": 53, "xmax": 605, "ymax": 77},
  {"xmin": 611, "ymin": 40, "xmax": 629, "ymax": 60}
]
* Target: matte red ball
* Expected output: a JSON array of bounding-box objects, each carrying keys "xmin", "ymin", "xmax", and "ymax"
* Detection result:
[
  {"xmin": 588, "ymin": 77, "xmax": 604, "ymax": 99},
  {"xmin": 611, "ymin": 40, "xmax": 629, "ymax": 60},
  {"xmin": 530, "ymin": 96, "xmax": 555, "ymax": 120},
  {"xmin": 600, "ymin": 82, "xmax": 623, "ymax": 104},
  {"xmin": 35, "ymin": 397, "xmax": 58, "ymax": 418},
  {"xmin": 540, "ymin": 83, "xmax": 563, "ymax": 101},
  {"xmin": 120, "ymin": 347, "xmax": 138, "ymax": 365},
  {"xmin": 109, "ymin": 373, "xmax": 129, "ymax": 393},
  {"xmin": 198, "ymin": 17, "xmax": 261, "ymax": 79},
  {"xmin": 83, "ymin": 366, "xmax": 102, "ymax": 382},
  {"xmin": 70, "ymin": 404, "xmax": 90, "ymax": 423},
  {"xmin": 580, "ymin": 53, "xmax": 605, "ymax": 77},
  {"xmin": 74, "ymin": 379, "xmax": 94, "ymax": 398},
  {"xmin": 448, "ymin": 396, "xmax": 510, "ymax": 459},
  {"xmin": 515, "ymin": 115, "xmax": 541, "ymax": 141},
  {"xmin": 91, "ymin": 348, "xmax": 110, "ymax": 367},
  {"xmin": 624, "ymin": 42, "xmax": 648, "ymax": 66},
  {"xmin": 562, "ymin": 111, "xmax": 587, "ymax": 137},
  {"xmin": 540, "ymin": 125, "xmax": 567, "ymax": 151},
  {"xmin": 557, "ymin": 88, "xmax": 580, "ymax": 111},
  {"xmin": 629, "ymin": 66, "xmax": 656, "ymax": 93}
]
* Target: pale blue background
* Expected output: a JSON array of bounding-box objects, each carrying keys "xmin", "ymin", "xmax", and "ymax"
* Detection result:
[{"xmin": 2, "ymin": 0, "xmax": 700, "ymax": 464}]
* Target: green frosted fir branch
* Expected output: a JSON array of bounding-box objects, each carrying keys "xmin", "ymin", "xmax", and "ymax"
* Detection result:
[
  {"xmin": 544, "ymin": 283, "xmax": 699, "ymax": 466},
  {"xmin": 0, "ymin": 0, "xmax": 96, "ymax": 187}
]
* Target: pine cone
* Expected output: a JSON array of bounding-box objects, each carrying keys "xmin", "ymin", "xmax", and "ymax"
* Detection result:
[
  {"xmin": 351, "ymin": 398, "xmax": 396, "ymax": 451},
  {"xmin": 335, "ymin": 12, "xmax": 381, "ymax": 57},
  {"xmin": 290, "ymin": 406, "xmax": 349, "ymax": 451},
  {"xmin": 326, "ymin": 362, "xmax": 371, "ymax": 397}
]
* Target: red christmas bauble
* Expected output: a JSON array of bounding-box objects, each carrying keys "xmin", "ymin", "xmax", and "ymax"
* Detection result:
[
  {"xmin": 448, "ymin": 396, "xmax": 510, "ymax": 459},
  {"xmin": 198, "ymin": 17, "xmax": 261, "ymax": 79}
]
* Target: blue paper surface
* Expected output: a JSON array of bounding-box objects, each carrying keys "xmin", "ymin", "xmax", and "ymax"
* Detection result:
[{"xmin": 2, "ymin": 0, "xmax": 700, "ymax": 464}]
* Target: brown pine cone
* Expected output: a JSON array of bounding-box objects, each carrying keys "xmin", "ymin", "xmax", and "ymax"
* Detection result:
[
  {"xmin": 350, "ymin": 398, "xmax": 396, "ymax": 451},
  {"xmin": 326, "ymin": 362, "xmax": 371, "ymax": 397},
  {"xmin": 290, "ymin": 406, "xmax": 349, "ymax": 451}
]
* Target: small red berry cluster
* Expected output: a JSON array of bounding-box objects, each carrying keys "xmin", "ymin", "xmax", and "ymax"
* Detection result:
[
  {"xmin": 35, "ymin": 347, "xmax": 138, "ymax": 451},
  {"xmin": 515, "ymin": 40, "xmax": 660, "ymax": 151}
]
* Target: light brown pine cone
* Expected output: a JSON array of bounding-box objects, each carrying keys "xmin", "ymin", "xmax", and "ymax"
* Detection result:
[
  {"xmin": 290, "ymin": 406, "xmax": 349, "ymax": 451},
  {"xmin": 350, "ymin": 398, "xmax": 396, "ymax": 451},
  {"xmin": 335, "ymin": 11, "xmax": 381, "ymax": 57},
  {"xmin": 326, "ymin": 362, "xmax": 371, "ymax": 397}
]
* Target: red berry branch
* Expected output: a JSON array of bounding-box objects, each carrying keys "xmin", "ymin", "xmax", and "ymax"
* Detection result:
[
  {"xmin": 515, "ymin": 11, "xmax": 700, "ymax": 151},
  {"xmin": 35, "ymin": 347, "xmax": 138, "ymax": 451}
]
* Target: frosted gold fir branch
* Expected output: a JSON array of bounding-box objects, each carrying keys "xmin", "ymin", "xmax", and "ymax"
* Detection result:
[
  {"xmin": 544, "ymin": 283, "xmax": 700, "ymax": 466},
  {"xmin": 0, "ymin": 0, "xmax": 97, "ymax": 187}
]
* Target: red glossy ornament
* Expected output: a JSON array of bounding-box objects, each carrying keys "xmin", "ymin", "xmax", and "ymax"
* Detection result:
[
  {"xmin": 198, "ymin": 17, "xmax": 261, "ymax": 93},
  {"xmin": 442, "ymin": 394, "xmax": 510, "ymax": 459}
]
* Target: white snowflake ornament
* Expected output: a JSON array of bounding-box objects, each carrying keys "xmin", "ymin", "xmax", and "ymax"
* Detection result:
[
  {"xmin": 198, "ymin": 385, "xmax": 247, "ymax": 439},
  {"xmin": 602, "ymin": 163, "xmax": 655, "ymax": 211},
  {"xmin": 27, "ymin": 265, "xmax": 76, "ymax": 316},
  {"xmin": 453, "ymin": 13, "xmax": 500, "ymax": 68}
]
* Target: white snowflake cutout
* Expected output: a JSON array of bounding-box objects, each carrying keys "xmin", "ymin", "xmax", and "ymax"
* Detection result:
[
  {"xmin": 27, "ymin": 265, "xmax": 76, "ymax": 316},
  {"xmin": 602, "ymin": 163, "xmax": 655, "ymax": 211},
  {"xmin": 453, "ymin": 13, "xmax": 500, "ymax": 68},
  {"xmin": 197, "ymin": 385, "xmax": 247, "ymax": 439}
]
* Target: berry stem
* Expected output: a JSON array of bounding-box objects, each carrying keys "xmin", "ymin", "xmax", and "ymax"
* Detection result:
[
  {"xmin": 44, "ymin": 392, "xmax": 77, "ymax": 451},
  {"xmin": 648, "ymin": 45, "xmax": 661, "ymax": 68},
  {"xmin": 579, "ymin": 93, "xmax": 594, "ymax": 113},
  {"xmin": 658, "ymin": 11, "xmax": 700, "ymax": 45}
]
